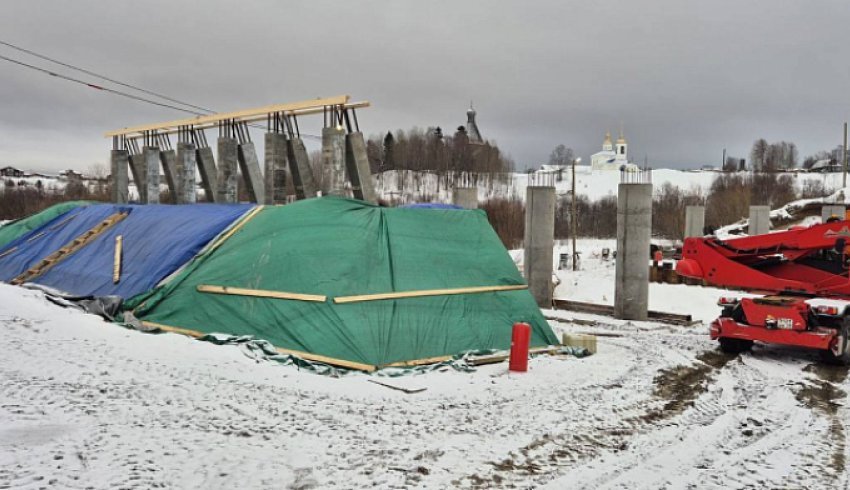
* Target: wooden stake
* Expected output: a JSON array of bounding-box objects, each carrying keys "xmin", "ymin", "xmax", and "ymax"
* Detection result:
[
  {"xmin": 333, "ymin": 284, "xmax": 528, "ymax": 304},
  {"xmin": 197, "ymin": 284, "xmax": 327, "ymax": 302},
  {"xmin": 113, "ymin": 235, "xmax": 123, "ymax": 284},
  {"xmin": 139, "ymin": 320, "xmax": 375, "ymax": 372}
]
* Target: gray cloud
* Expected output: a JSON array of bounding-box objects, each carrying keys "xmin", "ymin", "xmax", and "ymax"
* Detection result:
[{"xmin": 1, "ymin": 0, "xmax": 848, "ymax": 172}]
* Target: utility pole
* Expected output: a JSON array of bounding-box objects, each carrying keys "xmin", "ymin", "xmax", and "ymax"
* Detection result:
[
  {"xmin": 571, "ymin": 157, "xmax": 581, "ymax": 271},
  {"xmin": 722, "ymin": 148, "xmax": 726, "ymax": 170},
  {"xmin": 841, "ymin": 121, "xmax": 847, "ymax": 189}
]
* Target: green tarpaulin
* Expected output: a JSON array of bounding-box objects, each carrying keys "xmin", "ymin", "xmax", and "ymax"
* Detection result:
[
  {"xmin": 130, "ymin": 197, "xmax": 558, "ymax": 370},
  {"xmin": 0, "ymin": 201, "xmax": 91, "ymax": 250}
]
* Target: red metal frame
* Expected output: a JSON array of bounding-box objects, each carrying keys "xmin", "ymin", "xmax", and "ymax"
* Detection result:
[{"xmin": 677, "ymin": 220, "xmax": 850, "ymax": 352}]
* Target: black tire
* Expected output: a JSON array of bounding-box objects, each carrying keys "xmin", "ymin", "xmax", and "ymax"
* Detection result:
[
  {"xmin": 718, "ymin": 337, "xmax": 753, "ymax": 354},
  {"xmin": 820, "ymin": 319, "xmax": 850, "ymax": 366}
]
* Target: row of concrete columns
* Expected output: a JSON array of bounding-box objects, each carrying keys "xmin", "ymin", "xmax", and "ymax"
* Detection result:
[
  {"xmin": 683, "ymin": 204, "xmax": 849, "ymax": 239},
  {"xmin": 110, "ymin": 131, "xmax": 376, "ymax": 205}
]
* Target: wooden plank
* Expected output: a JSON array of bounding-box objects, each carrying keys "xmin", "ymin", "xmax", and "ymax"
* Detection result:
[
  {"xmin": 0, "ymin": 246, "xmax": 17, "ymax": 259},
  {"xmin": 139, "ymin": 320, "xmax": 376, "ymax": 372},
  {"xmin": 113, "ymin": 235, "xmax": 122, "ymax": 284},
  {"xmin": 467, "ymin": 346, "xmax": 562, "ymax": 366},
  {"xmin": 11, "ymin": 212, "xmax": 128, "ymax": 285},
  {"xmin": 381, "ymin": 355, "xmax": 454, "ymax": 368},
  {"xmin": 552, "ymin": 299, "xmax": 696, "ymax": 326},
  {"xmin": 206, "ymin": 206, "xmax": 264, "ymax": 253},
  {"xmin": 334, "ymin": 284, "xmax": 528, "ymax": 304},
  {"xmin": 197, "ymin": 284, "xmax": 327, "ymax": 303},
  {"xmin": 105, "ymin": 95, "xmax": 358, "ymax": 137}
]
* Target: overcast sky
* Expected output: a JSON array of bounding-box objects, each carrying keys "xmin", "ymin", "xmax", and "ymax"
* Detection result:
[{"xmin": 1, "ymin": 0, "xmax": 849, "ymax": 173}]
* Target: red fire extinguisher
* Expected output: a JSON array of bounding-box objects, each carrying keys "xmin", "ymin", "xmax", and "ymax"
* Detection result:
[{"xmin": 509, "ymin": 322, "xmax": 531, "ymax": 372}]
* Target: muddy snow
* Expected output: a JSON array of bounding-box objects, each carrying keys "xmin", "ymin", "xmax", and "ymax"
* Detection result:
[{"xmin": 2, "ymin": 264, "xmax": 849, "ymax": 488}]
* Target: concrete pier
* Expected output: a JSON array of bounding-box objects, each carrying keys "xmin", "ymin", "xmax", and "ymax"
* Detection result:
[
  {"xmin": 524, "ymin": 186, "xmax": 556, "ymax": 308},
  {"xmin": 216, "ymin": 137, "xmax": 238, "ymax": 203},
  {"xmin": 237, "ymin": 142, "xmax": 265, "ymax": 203},
  {"xmin": 822, "ymin": 205, "xmax": 846, "ymax": 223},
  {"xmin": 322, "ymin": 127, "xmax": 347, "ymax": 196},
  {"xmin": 287, "ymin": 137, "xmax": 318, "ymax": 200},
  {"xmin": 264, "ymin": 133, "xmax": 288, "ymax": 205},
  {"xmin": 684, "ymin": 205, "xmax": 705, "ymax": 238},
  {"xmin": 142, "ymin": 146, "xmax": 160, "ymax": 204},
  {"xmin": 159, "ymin": 150, "xmax": 178, "ymax": 203},
  {"xmin": 110, "ymin": 149, "xmax": 129, "ymax": 204},
  {"xmin": 748, "ymin": 205, "xmax": 770, "ymax": 236},
  {"xmin": 452, "ymin": 187, "xmax": 478, "ymax": 209},
  {"xmin": 345, "ymin": 132, "xmax": 377, "ymax": 202},
  {"xmin": 614, "ymin": 183, "xmax": 652, "ymax": 321},
  {"xmin": 128, "ymin": 153, "xmax": 146, "ymax": 202},
  {"xmin": 195, "ymin": 146, "xmax": 218, "ymax": 203},
  {"xmin": 176, "ymin": 142, "xmax": 197, "ymax": 204}
]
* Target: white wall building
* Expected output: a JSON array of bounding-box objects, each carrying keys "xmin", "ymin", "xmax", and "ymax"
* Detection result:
[{"xmin": 591, "ymin": 130, "xmax": 639, "ymax": 171}]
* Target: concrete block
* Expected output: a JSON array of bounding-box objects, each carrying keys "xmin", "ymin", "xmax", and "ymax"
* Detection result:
[
  {"xmin": 684, "ymin": 205, "xmax": 705, "ymax": 238},
  {"xmin": 264, "ymin": 133, "xmax": 288, "ymax": 205},
  {"xmin": 562, "ymin": 333, "xmax": 597, "ymax": 354},
  {"xmin": 195, "ymin": 146, "xmax": 218, "ymax": 203},
  {"xmin": 216, "ymin": 137, "xmax": 238, "ymax": 203},
  {"xmin": 615, "ymin": 183, "xmax": 652, "ymax": 321},
  {"xmin": 128, "ymin": 153, "xmax": 146, "ymax": 202},
  {"xmin": 110, "ymin": 150, "xmax": 129, "ymax": 204},
  {"xmin": 237, "ymin": 141, "xmax": 265, "ymax": 203},
  {"xmin": 159, "ymin": 150, "xmax": 178, "ymax": 203},
  {"xmin": 345, "ymin": 132, "xmax": 377, "ymax": 202},
  {"xmin": 822, "ymin": 205, "xmax": 846, "ymax": 223},
  {"xmin": 176, "ymin": 142, "xmax": 197, "ymax": 204},
  {"xmin": 748, "ymin": 205, "xmax": 770, "ymax": 235},
  {"xmin": 452, "ymin": 187, "xmax": 478, "ymax": 209},
  {"xmin": 143, "ymin": 146, "xmax": 160, "ymax": 205},
  {"xmin": 322, "ymin": 127, "xmax": 346, "ymax": 196},
  {"xmin": 287, "ymin": 137, "xmax": 317, "ymax": 200},
  {"xmin": 524, "ymin": 186, "xmax": 556, "ymax": 308}
]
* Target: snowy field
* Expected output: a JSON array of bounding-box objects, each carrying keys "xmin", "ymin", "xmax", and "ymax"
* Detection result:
[{"xmin": 2, "ymin": 252, "xmax": 849, "ymax": 488}]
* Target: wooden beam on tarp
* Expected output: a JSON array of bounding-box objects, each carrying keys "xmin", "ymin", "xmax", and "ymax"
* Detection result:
[
  {"xmin": 197, "ymin": 285, "xmax": 327, "ymax": 303},
  {"xmin": 333, "ymin": 284, "xmax": 528, "ymax": 304}
]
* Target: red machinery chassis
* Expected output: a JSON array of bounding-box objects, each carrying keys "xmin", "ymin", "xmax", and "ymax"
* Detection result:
[{"xmin": 710, "ymin": 317, "xmax": 838, "ymax": 351}]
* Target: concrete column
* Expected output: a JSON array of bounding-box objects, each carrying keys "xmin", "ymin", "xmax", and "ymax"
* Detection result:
[
  {"xmin": 684, "ymin": 205, "xmax": 705, "ymax": 238},
  {"xmin": 822, "ymin": 205, "xmax": 846, "ymax": 223},
  {"xmin": 345, "ymin": 132, "xmax": 377, "ymax": 202},
  {"xmin": 142, "ymin": 146, "xmax": 160, "ymax": 205},
  {"xmin": 748, "ymin": 205, "xmax": 770, "ymax": 235},
  {"xmin": 264, "ymin": 133, "xmax": 288, "ymax": 205},
  {"xmin": 195, "ymin": 146, "xmax": 218, "ymax": 203},
  {"xmin": 176, "ymin": 142, "xmax": 197, "ymax": 204},
  {"xmin": 159, "ymin": 150, "xmax": 178, "ymax": 203},
  {"xmin": 322, "ymin": 127, "xmax": 346, "ymax": 196},
  {"xmin": 237, "ymin": 141, "xmax": 265, "ymax": 203},
  {"xmin": 216, "ymin": 137, "xmax": 238, "ymax": 203},
  {"xmin": 614, "ymin": 183, "xmax": 652, "ymax": 321},
  {"xmin": 452, "ymin": 187, "xmax": 478, "ymax": 209},
  {"xmin": 287, "ymin": 137, "xmax": 318, "ymax": 200},
  {"xmin": 110, "ymin": 149, "xmax": 129, "ymax": 204},
  {"xmin": 128, "ymin": 153, "xmax": 146, "ymax": 202},
  {"xmin": 524, "ymin": 186, "xmax": 556, "ymax": 308}
]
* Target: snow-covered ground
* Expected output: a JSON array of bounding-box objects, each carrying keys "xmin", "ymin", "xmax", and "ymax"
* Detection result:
[{"xmin": 2, "ymin": 251, "xmax": 849, "ymax": 489}]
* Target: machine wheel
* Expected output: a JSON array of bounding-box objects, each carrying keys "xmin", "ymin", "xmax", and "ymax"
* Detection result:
[
  {"xmin": 820, "ymin": 320, "xmax": 850, "ymax": 366},
  {"xmin": 718, "ymin": 337, "xmax": 753, "ymax": 354}
]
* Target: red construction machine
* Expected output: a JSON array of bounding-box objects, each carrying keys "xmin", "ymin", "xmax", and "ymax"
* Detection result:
[{"xmin": 676, "ymin": 219, "xmax": 850, "ymax": 364}]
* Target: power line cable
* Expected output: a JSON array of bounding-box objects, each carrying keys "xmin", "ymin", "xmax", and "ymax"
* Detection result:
[
  {"xmin": 0, "ymin": 39, "xmax": 215, "ymax": 114},
  {"xmin": 0, "ymin": 46, "xmax": 322, "ymax": 140}
]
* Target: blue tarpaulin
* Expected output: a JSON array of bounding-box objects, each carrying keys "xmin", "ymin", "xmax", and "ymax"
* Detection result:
[{"xmin": 0, "ymin": 204, "xmax": 251, "ymax": 298}]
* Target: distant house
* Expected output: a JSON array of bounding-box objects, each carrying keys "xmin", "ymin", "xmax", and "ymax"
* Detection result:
[
  {"xmin": 809, "ymin": 159, "xmax": 842, "ymax": 173},
  {"xmin": 58, "ymin": 169, "xmax": 84, "ymax": 181},
  {"xmin": 0, "ymin": 166, "xmax": 24, "ymax": 178}
]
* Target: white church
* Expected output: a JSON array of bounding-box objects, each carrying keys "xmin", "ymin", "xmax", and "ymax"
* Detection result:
[{"xmin": 591, "ymin": 130, "xmax": 640, "ymax": 172}]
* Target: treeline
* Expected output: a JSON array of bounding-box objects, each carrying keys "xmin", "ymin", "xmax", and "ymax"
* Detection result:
[
  {"xmin": 0, "ymin": 180, "xmax": 109, "ymax": 220},
  {"xmin": 481, "ymin": 172, "xmax": 835, "ymax": 249}
]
